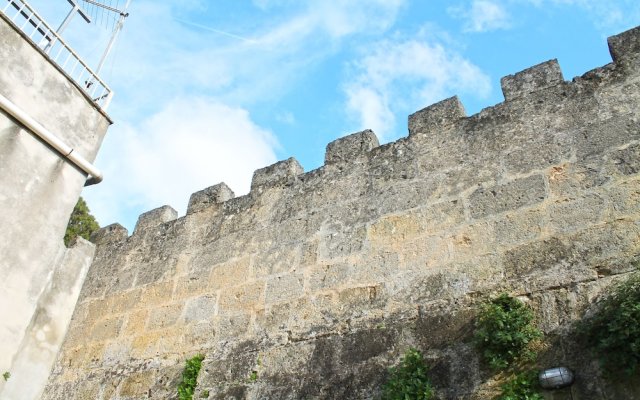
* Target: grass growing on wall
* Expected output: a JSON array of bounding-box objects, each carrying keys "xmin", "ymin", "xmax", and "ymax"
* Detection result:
[
  {"xmin": 496, "ymin": 371, "xmax": 543, "ymax": 400},
  {"xmin": 178, "ymin": 354, "xmax": 205, "ymax": 400},
  {"xmin": 382, "ymin": 348, "xmax": 434, "ymax": 400}
]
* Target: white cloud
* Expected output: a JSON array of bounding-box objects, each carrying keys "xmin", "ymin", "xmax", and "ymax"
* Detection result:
[
  {"xmin": 25, "ymin": 0, "xmax": 408, "ymax": 228},
  {"xmin": 344, "ymin": 36, "xmax": 491, "ymax": 141},
  {"xmin": 449, "ymin": 0, "xmax": 512, "ymax": 33},
  {"xmin": 84, "ymin": 97, "xmax": 278, "ymax": 228}
]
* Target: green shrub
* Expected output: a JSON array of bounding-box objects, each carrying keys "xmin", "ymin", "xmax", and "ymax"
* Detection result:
[
  {"xmin": 2, "ymin": 371, "xmax": 9, "ymax": 381},
  {"xmin": 178, "ymin": 354, "xmax": 205, "ymax": 400},
  {"xmin": 496, "ymin": 371, "xmax": 543, "ymax": 400},
  {"xmin": 580, "ymin": 273, "xmax": 640, "ymax": 376},
  {"xmin": 382, "ymin": 348, "xmax": 434, "ymax": 400},
  {"xmin": 474, "ymin": 294, "xmax": 542, "ymax": 370}
]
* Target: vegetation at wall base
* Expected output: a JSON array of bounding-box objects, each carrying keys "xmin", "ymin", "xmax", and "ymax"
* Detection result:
[
  {"xmin": 579, "ymin": 272, "xmax": 640, "ymax": 376},
  {"xmin": 381, "ymin": 348, "xmax": 434, "ymax": 400},
  {"xmin": 2, "ymin": 371, "xmax": 9, "ymax": 381},
  {"xmin": 177, "ymin": 354, "xmax": 205, "ymax": 400},
  {"xmin": 474, "ymin": 294, "xmax": 542, "ymax": 370},
  {"xmin": 496, "ymin": 370, "xmax": 543, "ymax": 400},
  {"xmin": 64, "ymin": 197, "xmax": 99, "ymax": 247}
]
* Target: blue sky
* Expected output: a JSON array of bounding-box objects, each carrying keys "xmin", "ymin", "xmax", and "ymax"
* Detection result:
[{"xmin": 27, "ymin": 0, "xmax": 640, "ymax": 232}]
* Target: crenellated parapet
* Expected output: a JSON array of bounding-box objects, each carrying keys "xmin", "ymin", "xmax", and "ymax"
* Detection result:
[
  {"xmin": 49, "ymin": 26, "xmax": 640, "ymax": 400},
  {"xmin": 500, "ymin": 59, "xmax": 564, "ymax": 101},
  {"xmin": 93, "ymin": 24, "xmax": 640, "ymax": 247},
  {"xmin": 408, "ymin": 96, "xmax": 466, "ymax": 137},
  {"xmin": 608, "ymin": 25, "xmax": 640, "ymax": 70}
]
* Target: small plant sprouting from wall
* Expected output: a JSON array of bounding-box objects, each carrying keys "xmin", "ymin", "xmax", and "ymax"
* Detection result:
[
  {"xmin": 496, "ymin": 371, "xmax": 543, "ymax": 400},
  {"xmin": 473, "ymin": 294, "xmax": 542, "ymax": 370},
  {"xmin": 177, "ymin": 354, "xmax": 205, "ymax": 400},
  {"xmin": 382, "ymin": 348, "xmax": 434, "ymax": 400},
  {"xmin": 580, "ymin": 272, "xmax": 640, "ymax": 376},
  {"xmin": 2, "ymin": 371, "xmax": 10, "ymax": 381}
]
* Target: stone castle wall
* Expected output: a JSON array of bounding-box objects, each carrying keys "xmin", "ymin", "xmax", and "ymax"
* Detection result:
[{"xmin": 45, "ymin": 26, "xmax": 640, "ymax": 399}]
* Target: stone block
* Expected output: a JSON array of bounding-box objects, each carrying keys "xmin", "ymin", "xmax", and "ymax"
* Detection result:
[
  {"xmin": 570, "ymin": 219, "xmax": 640, "ymax": 262},
  {"xmin": 575, "ymin": 117, "xmax": 640, "ymax": 161},
  {"xmin": 259, "ymin": 341, "xmax": 315, "ymax": 377},
  {"xmin": 607, "ymin": 179, "xmax": 640, "ymax": 217},
  {"xmin": 337, "ymin": 285, "xmax": 383, "ymax": 309},
  {"xmin": 306, "ymin": 263, "xmax": 351, "ymax": 291},
  {"xmin": 217, "ymin": 281, "xmax": 264, "ymax": 314},
  {"xmin": 324, "ymin": 129, "xmax": 379, "ymax": 165},
  {"xmin": 468, "ymin": 174, "xmax": 547, "ymax": 219},
  {"xmin": 318, "ymin": 226, "xmax": 366, "ymax": 260},
  {"xmin": 186, "ymin": 183, "xmax": 235, "ymax": 214},
  {"xmin": 446, "ymin": 221, "xmax": 495, "ymax": 262},
  {"xmin": 119, "ymin": 370, "xmax": 156, "ymax": 397},
  {"xmin": 408, "ymin": 96, "xmax": 466, "ymax": 136},
  {"xmin": 146, "ymin": 303, "xmax": 184, "ymax": 330},
  {"xmin": 173, "ymin": 275, "xmax": 210, "ymax": 300},
  {"xmin": 122, "ymin": 309, "xmax": 148, "ymax": 336},
  {"xmin": 547, "ymin": 161, "xmax": 610, "ymax": 198},
  {"xmin": 265, "ymin": 273, "xmax": 304, "ymax": 304},
  {"xmin": 497, "ymin": 208, "xmax": 544, "ymax": 245},
  {"xmin": 368, "ymin": 214, "xmax": 424, "ymax": 248},
  {"xmin": 214, "ymin": 313, "xmax": 251, "ymax": 340},
  {"xmin": 414, "ymin": 309, "xmax": 475, "ymax": 348},
  {"xmin": 89, "ymin": 316, "xmax": 123, "ymax": 341},
  {"xmin": 611, "ymin": 142, "xmax": 640, "ymax": 175},
  {"xmin": 547, "ymin": 194, "xmax": 605, "ymax": 234},
  {"xmin": 608, "ymin": 25, "xmax": 640, "ymax": 70},
  {"xmin": 349, "ymin": 251, "xmax": 399, "ymax": 283},
  {"xmin": 252, "ymin": 246, "xmax": 299, "ymax": 277},
  {"xmin": 502, "ymin": 131, "xmax": 571, "ymax": 174},
  {"xmin": 102, "ymin": 339, "xmax": 132, "ymax": 366},
  {"xmin": 106, "ymin": 289, "xmax": 141, "ymax": 315},
  {"xmin": 340, "ymin": 328, "xmax": 394, "ymax": 364},
  {"xmin": 502, "ymin": 236, "xmax": 572, "ymax": 278},
  {"xmin": 501, "ymin": 59, "xmax": 564, "ymax": 101},
  {"xmin": 133, "ymin": 205, "xmax": 178, "ymax": 234},
  {"xmin": 90, "ymin": 223, "xmax": 128, "ymax": 245},
  {"xmin": 182, "ymin": 295, "xmax": 217, "ymax": 323},
  {"xmin": 421, "ymin": 200, "xmax": 467, "ymax": 233},
  {"xmin": 137, "ymin": 281, "xmax": 175, "ymax": 309},
  {"xmin": 251, "ymin": 157, "xmax": 303, "ymax": 190},
  {"xmin": 182, "ymin": 320, "xmax": 216, "ymax": 348},
  {"xmin": 210, "ymin": 257, "xmax": 252, "ymax": 289}
]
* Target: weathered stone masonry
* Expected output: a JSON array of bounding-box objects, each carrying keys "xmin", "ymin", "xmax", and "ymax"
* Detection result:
[{"xmin": 46, "ymin": 26, "xmax": 640, "ymax": 399}]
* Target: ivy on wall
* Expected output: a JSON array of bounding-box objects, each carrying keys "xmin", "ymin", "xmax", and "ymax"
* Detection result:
[
  {"xmin": 580, "ymin": 272, "xmax": 640, "ymax": 376},
  {"xmin": 473, "ymin": 294, "xmax": 542, "ymax": 371},
  {"xmin": 382, "ymin": 348, "xmax": 434, "ymax": 400},
  {"xmin": 178, "ymin": 354, "xmax": 204, "ymax": 400}
]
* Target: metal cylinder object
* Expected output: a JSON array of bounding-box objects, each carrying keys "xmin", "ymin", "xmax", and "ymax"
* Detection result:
[{"xmin": 539, "ymin": 367, "xmax": 575, "ymax": 389}]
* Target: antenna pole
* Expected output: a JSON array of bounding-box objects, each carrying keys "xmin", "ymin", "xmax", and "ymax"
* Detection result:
[
  {"xmin": 44, "ymin": 0, "xmax": 91, "ymax": 52},
  {"xmin": 94, "ymin": 0, "xmax": 131, "ymax": 76},
  {"xmin": 57, "ymin": 0, "xmax": 91, "ymax": 34}
]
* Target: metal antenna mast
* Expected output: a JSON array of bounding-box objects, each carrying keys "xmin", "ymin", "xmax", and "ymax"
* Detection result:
[{"xmin": 80, "ymin": 0, "xmax": 132, "ymax": 76}]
